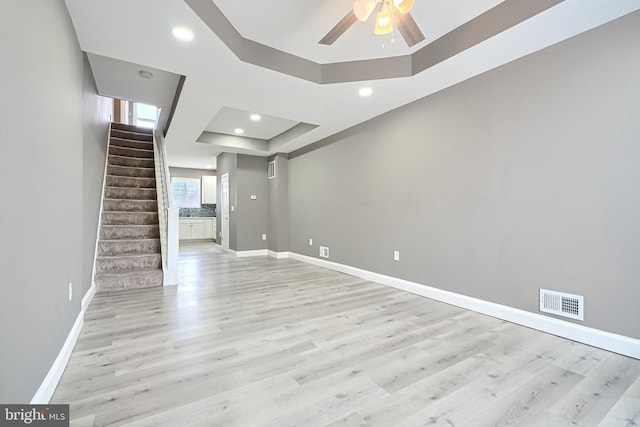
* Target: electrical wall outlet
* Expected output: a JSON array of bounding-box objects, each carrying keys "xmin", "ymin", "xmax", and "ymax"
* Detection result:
[
  {"xmin": 309, "ymin": 238, "xmax": 313, "ymax": 246},
  {"xmin": 68, "ymin": 282, "xmax": 73, "ymax": 302},
  {"xmin": 319, "ymin": 246, "xmax": 329, "ymax": 258},
  {"xmin": 262, "ymin": 234, "xmax": 267, "ymax": 241},
  {"xmin": 393, "ymin": 250, "xmax": 400, "ymax": 261}
]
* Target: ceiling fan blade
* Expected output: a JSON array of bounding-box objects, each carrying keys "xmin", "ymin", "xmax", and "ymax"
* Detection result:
[
  {"xmin": 394, "ymin": 12, "xmax": 425, "ymax": 47},
  {"xmin": 319, "ymin": 10, "xmax": 358, "ymax": 45}
]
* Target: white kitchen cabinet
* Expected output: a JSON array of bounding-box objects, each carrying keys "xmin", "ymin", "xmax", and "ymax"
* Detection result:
[
  {"xmin": 179, "ymin": 218, "xmax": 213, "ymax": 240},
  {"xmin": 204, "ymin": 218, "xmax": 214, "ymax": 239},
  {"xmin": 202, "ymin": 176, "xmax": 217, "ymax": 204}
]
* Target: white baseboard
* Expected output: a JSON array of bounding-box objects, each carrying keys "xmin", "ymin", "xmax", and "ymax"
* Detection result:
[
  {"xmin": 81, "ymin": 284, "xmax": 95, "ymax": 313},
  {"xmin": 267, "ymin": 250, "xmax": 290, "ymax": 259},
  {"xmin": 233, "ymin": 249, "xmax": 268, "ymax": 258},
  {"xmin": 288, "ymin": 252, "xmax": 640, "ymax": 360},
  {"xmin": 31, "ymin": 286, "xmax": 96, "ymax": 404}
]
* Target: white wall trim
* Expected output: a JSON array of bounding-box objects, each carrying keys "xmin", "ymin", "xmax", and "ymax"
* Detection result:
[
  {"xmin": 32, "ymin": 286, "xmax": 96, "ymax": 404},
  {"xmin": 267, "ymin": 250, "xmax": 290, "ymax": 259},
  {"xmin": 89, "ymin": 124, "xmax": 112, "ymax": 300},
  {"xmin": 81, "ymin": 284, "xmax": 95, "ymax": 313},
  {"xmin": 234, "ymin": 249, "xmax": 269, "ymax": 258},
  {"xmin": 31, "ymin": 314, "xmax": 82, "ymax": 403},
  {"xmin": 288, "ymin": 252, "xmax": 640, "ymax": 360}
]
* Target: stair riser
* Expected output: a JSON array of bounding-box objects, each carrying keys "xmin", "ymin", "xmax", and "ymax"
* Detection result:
[
  {"xmin": 95, "ymin": 270, "xmax": 163, "ymax": 292},
  {"xmin": 107, "ymin": 165, "xmax": 155, "ymax": 178},
  {"xmin": 98, "ymin": 240, "xmax": 161, "ymax": 256},
  {"xmin": 111, "ymin": 129, "xmax": 153, "ymax": 142},
  {"xmin": 103, "ymin": 199, "xmax": 158, "ymax": 212},
  {"xmin": 106, "ymin": 175, "xmax": 156, "ymax": 189},
  {"xmin": 105, "ymin": 187, "xmax": 157, "ymax": 200},
  {"xmin": 102, "ymin": 212, "xmax": 159, "ymax": 226},
  {"xmin": 100, "ymin": 226, "xmax": 160, "ymax": 240},
  {"xmin": 96, "ymin": 255, "xmax": 162, "ymax": 273},
  {"xmin": 109, "ymin": 145, "xmax": 154, "ymax": 159},
  {"xmin": 111, "ymin": 122, "xmax": 154, "ymax": 134},
  {"xmin": 109, "ymin": 155, "xmax": 155, "ymax": 169},
  {"xmin": 110, "ymin": 137, "xmax": 154, "ymax": 151}
]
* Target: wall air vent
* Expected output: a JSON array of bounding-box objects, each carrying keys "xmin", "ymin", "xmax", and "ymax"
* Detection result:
[
  {"xmin": 540, "ymin": 289, "xmax": 584, "ymax": 321},
  {"xmin": 267, "ymin": 160, "xmax": 276, "ymax": 179},
  {"xmin": 319, "ymin": 246, "xmax": 329, "ymax": 258}
]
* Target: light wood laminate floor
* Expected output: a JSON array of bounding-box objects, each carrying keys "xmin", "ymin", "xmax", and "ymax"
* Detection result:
[{"xmin": 53, "ymin": 243, "xmax": 640, "ymax": 426}]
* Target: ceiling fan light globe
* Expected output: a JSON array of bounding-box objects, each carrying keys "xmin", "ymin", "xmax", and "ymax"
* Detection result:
[
  {"xmin": 374, "ymin": 10, "xmax": 393, "ymax": 34},
  {"xmin": 393, "ymin": 0, "xmax": 415, "ymax": 14}
]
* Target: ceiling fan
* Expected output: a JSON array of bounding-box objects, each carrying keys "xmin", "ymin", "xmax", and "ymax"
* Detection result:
[{"xmin": 319, "ymin": 0, "xmax": 425, "ymax": 47}]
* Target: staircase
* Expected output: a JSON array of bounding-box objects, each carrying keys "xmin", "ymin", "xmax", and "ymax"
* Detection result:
[{"xmin": 94, "ymin": 123, "xmax": 163, "ymax": 292}]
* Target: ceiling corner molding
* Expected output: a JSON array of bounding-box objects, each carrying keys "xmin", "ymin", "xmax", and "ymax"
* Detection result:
[
  {"xmin": 185, "ymin": 0, "xmax": 566, "ymax": 84},
  {"xmin": 268, "ymin": 123, "xmax": 319, "ymax": 152},
  {"xmin": 197, "ymin": 131, "xmax": 268, "ymax": 152}
]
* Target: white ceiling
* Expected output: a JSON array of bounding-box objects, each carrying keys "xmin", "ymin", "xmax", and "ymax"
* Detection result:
[
  {"xmin": 64, "ymin": 0, "xmax": 640, "ymax": 170},
  {"xmin": 205, "ymin": 107, "xmax": 300, "ymax": 140},
  {"xmin": 87, "ymin": 53, "xmax": 181, "ymax": 111}
]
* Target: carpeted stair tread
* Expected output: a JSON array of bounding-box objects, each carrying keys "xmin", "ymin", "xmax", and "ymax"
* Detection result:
[
  {"xmin": 106, "ymin": 175, "xmax": 156, "ymax": 189},
  {"xmin": 100, "ymin": 224, "xmax": 160, "ymax": 240},
  {"xmin": 96, "ymin": 253, "xmax": 162, "ymax": 273},
  {"xmin": 109, "ymin": 145, "xmax": 154, "ymax": 159},
  {"xmin": 102, "ymin": 211, "xmax": 159, "ymax": 226},
  {"xmin": 103, "ymin": 198, "xmax": 158, "ymax": 212},
  {"xmin": 105, "ymin": 186, "xmax": 157, "ymax": 200},
  {"xmin": 108, "ymin": 155, "xmax": 155, "ymax": 168},
  {"xmin": 110, "ymin": 129, "xmax": 153, "ymax": 142},
  {"xmin": 95, "ymin": 269, "xmax": 163, "ymax": 292},
  {"xmin": 110, "ymin": 137, "xmax": 154, "ymax": 151},
  {"xmin": 107, "ymin": 164, "xmax": 155, "ymax": 178},
  {"xmin": 98, "ymin": 239, "xmax": 161, "ymax": 256}
]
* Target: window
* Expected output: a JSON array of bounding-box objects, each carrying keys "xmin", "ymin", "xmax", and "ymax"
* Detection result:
[
  {"xmin": 135, "ymin": 103, "xmax": 158, "ymax": 129},
  {"xmin": 171, "ymin": 177, "xmax": 201, "ymax": 208},
  {"xmin": 121, "ymin": 100, "xmax": 158, "ymax": 128}
]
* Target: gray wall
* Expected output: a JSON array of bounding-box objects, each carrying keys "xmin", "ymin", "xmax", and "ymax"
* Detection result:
[
  {"xmin": 288, "ymin": 11, "xmax": 640, "ymax": 339},
  {"xmin": 236, "ymin": 155, "xmax": 268, "ymax": 251},
  {"xmin": 216, "ymin": 153, "xmax": 269, "ymax": 251},
  {"xmin": 169, "ymin": 167, "xmax": 216, "ymax": 179},
  {"xmin": 0, "ymin": 0, "xmax": 112, "ymax": 402},
  {"xmin": 268, "ymin": 154, "xmax": 289, "ymax": 253}
]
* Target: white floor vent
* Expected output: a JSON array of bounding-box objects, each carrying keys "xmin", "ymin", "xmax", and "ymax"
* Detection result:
[
  {"xmin": 540, "ymin": 289, "xmax": 584, "ymax": 321},
  {"xmin": 319, "ymin": 246, "xmax": 329, "ymax": 258}
]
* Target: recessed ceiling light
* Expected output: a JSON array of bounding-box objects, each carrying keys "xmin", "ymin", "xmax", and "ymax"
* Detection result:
[
  {"xmin": 250, "ymin": 114, "xmax": 261, "ymax": 121},
  {"xmin": 172, "ymin": 26, "xmax": 194, "ymax": 42},
  {"xmin": 359, "ymin": 87, "xmax": 373, "ymax": 97},
  {"xmin": 234, "ymin": 128, "xmax": 245, "ymax": 135},
  {"xmin": 138, "ymin": 70, "xmax": 154, "ymax": 80}
]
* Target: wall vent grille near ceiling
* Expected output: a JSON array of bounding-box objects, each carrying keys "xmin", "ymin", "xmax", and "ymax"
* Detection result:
[
  {"xmin": 267, "ymin": 160, "xmax": 276, "ymax": 179},
  {"xmin": 539, "ymin": 289, "xmax": 584, "ymax": 321}
]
